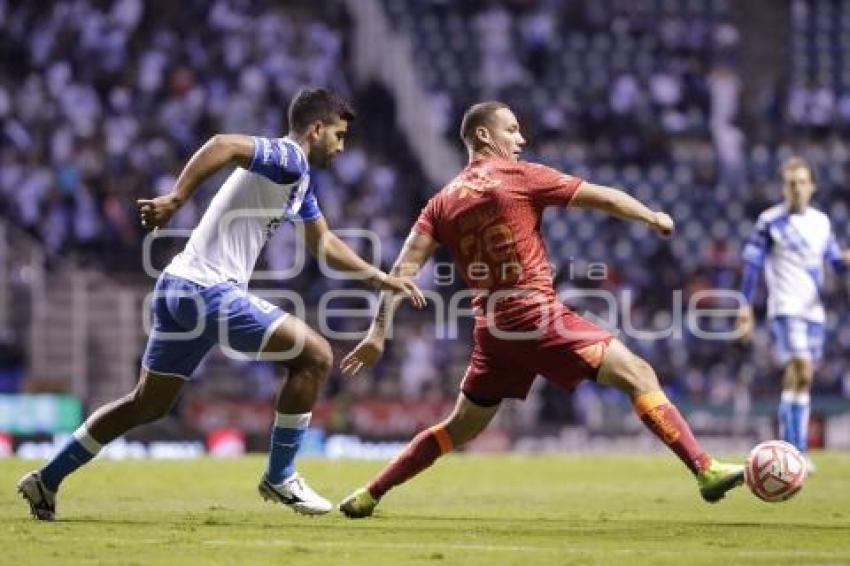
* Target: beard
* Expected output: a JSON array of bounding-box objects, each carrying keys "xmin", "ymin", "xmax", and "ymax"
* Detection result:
[{"xmin": 310, "ymin": 150, "xmax": 333, "ymax": 168}]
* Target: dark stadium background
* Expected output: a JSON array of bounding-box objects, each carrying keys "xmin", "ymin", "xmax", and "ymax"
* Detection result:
[{"xmin": 1, "ymin": 0, "xmax": 849, "ymax": 458}]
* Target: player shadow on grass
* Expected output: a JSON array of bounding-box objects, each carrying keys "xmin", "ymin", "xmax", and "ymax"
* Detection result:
[
  {"xmin": 57, "ymin": 515, "xmax": 850, "ymax": 535},
  {"xmin": 381, "ymin": 514, "xmax": 850, "ymax": 532}
]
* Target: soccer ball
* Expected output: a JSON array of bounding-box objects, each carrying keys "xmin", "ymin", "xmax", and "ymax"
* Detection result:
[{"xmin": 744, "ymin": 440, "xmax": 807, "ymax": 502}]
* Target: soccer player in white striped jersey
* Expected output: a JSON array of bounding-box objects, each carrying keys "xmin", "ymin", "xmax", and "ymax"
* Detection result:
[
  {"xmin": 18, "ymin": 88, "xmax": 425, "ymax": 521},
  {"xmin": 736, "ymin": 156, "xmax": 850, "ymax": 472}
]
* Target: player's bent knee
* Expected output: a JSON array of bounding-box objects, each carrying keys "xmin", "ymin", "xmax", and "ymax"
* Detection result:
[
  {"xmin": 444, "ymin": 397, "xmax": 498, "ymax": 446},
  {"xmin": 308, "ymin": 338, "xmax": 333, "ymax": 375},
  {"xmin": 291, "ymin": 336, "xmax": 333, "ymax": 377},
  {"xmin": 317, "ymin": 341, "xmax": 333, "ymax": 373},
  {"xmin": 598, "ymin": 342, "xmax": 660, "ymax": 396},
  {"xmin": 629, "ymin": 356, "xmax": 659, "ymax": 392}
]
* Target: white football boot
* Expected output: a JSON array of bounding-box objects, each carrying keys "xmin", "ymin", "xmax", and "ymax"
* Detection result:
[
  {"xmin": 17, "ymin": 471, "xmax": 57, "ymax": 521},
  {"xmin": 258, "ymin": 472, "xmax": 332, "ymax": 515}
]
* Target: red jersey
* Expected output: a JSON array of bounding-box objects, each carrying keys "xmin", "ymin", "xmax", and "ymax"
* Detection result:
[{"xmin": 415, "ymin": 158, "xmax": 583, "ymax": 324}]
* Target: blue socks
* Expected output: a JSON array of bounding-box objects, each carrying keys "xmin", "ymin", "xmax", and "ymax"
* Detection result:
[
  {"xmin": 778, "ymin": 390, "xmax": 810, "ymax": 453},
  {"xmin": 790, "ymin": 392, "xmax": 810, "ymax": 453},
  {"xmin": 266, "ymin": 412, "xmax": 310, "ymax": 484},
  {"xmin": 777, "ymin": 391, "xmax": 794, "ymax": 447},
  {"xmin": 41, "ymin": 413, "xmax": 312, "ymax": 492},
  {"xmin": 40, "ymin": 426, "xmax": 103, "ymax": 492}
]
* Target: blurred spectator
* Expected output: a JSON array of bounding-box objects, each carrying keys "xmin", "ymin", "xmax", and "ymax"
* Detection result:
[
  {"xmin": 4, "ymin": 0, "xmax": 850, "ymax": 424},
  {"xmin": 0, "ymin": 335, "xmax": 25, "ymax": 393}
]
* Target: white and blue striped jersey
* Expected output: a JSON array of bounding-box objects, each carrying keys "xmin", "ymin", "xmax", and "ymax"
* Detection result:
[
  {"xmin": 165, "ymin": 136, "xmax": 322, "ymax": 287},
  {"xmin": 741, "ymin": 204, "xmax": 846, "ymax": 322}
]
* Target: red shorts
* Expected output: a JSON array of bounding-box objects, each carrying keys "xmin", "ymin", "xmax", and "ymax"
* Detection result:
[{"xmin": 461, "ymin": 304, "xmax": 614, "ymax": 402}]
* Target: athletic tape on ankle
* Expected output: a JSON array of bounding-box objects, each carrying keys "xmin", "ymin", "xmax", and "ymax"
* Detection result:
[
  {"xmin": 428, "ymin": 425, "xmax": 454, "ymax": 455},
  {"xmin": 275, "ymin": 412, "xmax": 312, "ymax": 429},
  {"xmin": 633, "ymin": 391, "xmax": 670, "ymax": 417},
  {"xmin": 793, "ymin": 392, "xmax": 810, "ymax": 404},
  {"xmin": 73, "ymin": 426, "xmax": 103, "ymax": 455}
]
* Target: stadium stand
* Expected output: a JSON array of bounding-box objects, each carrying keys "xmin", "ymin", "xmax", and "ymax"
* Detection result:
[{"xmin": 1, "ymin": 0, "xmax": 849, "ymax": 438}]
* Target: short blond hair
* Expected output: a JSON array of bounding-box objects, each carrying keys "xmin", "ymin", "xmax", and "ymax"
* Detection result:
[{"xmin": 459, "ymin": 101, "xmax": 509, "ymax": 148}]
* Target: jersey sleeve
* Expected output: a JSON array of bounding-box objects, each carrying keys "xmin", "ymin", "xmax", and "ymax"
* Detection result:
[
  {"xmin": 293, "ymin": 177, "xmax": 323, "ymax": 222},
  {"xmin": 524, "ymin": 163, "xmax": 584, "ymax": 207},
  {"xmin": 413, "ymin": 196, "xmax": 442, "ymax": 243},
  {"xmin": 824, "ymin": 227, "xmax": 848, "ymax": 274},
  {"xmin": 742, "ymin": 215, "xmax": 771, "ymax": 267},
  {"xmin": 740, "ymin": 214, "xmax": 771, "ymax": 302},
  {"xmin": 248, "ymin": 137, "xmax": 307, "ymax": 184}
]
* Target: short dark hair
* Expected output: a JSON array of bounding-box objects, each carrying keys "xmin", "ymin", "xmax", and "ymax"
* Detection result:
[
  {"xmin": 288, "ymin": 88, "xmax": 355, "ymax": 133},
  {"xmin": 459, "ymin": 101, "xmax": 509, "ymax": 147}
]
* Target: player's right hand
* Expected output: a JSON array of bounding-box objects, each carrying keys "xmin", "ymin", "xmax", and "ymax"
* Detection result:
[
  {"xmin": 735, "ymin": 307, "xmax": 755, "ymax": 342},
  {"xmin": 137, "ymin": 193, "xmax": 182, "ymax": 230},
  {"xmin": 651, "ymin": 211, "xmax": 675, "ymax": 236},
  {"xmin": 379, "ymin": 275, "xmax": 427, "ymax": 309},
  {"xmin": 340, "ymin": 336, "xmax": 385, "ymax": 377}
]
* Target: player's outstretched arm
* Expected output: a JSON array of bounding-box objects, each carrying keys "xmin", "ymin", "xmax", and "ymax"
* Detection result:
[
  {"xmin": 340, "ymin": 230, "xmax": 438, "ymax": 377},
  {"xmin": 137, "ymin": 134, "xmax": 254, "ymax": 229},
  {"xmin": 735, "ymin": 214, "xmax": 771, "ymax": 341},
  {"xmin": 570, "ymin": 182, "xmax": 674, "ymax": 235},
  {"xmin": 302, "ymin": 218, "xmax": 427, "ymax": 308},
  {"xmin": 824, "ymin": 231, "xmax": 850, "ymax": 274}
]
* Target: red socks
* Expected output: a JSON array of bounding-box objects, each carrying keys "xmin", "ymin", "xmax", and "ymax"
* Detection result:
[
  {"xmin": 366, "ymin": 391, "xmax": 708, "ymax": 501},
  {"xmin": 368, "ymin": 424, "xmax": 454, "ymax": 500},
  {"xmin": 633, "ymin": 391, "xmax": 711, "ymax": 474}
]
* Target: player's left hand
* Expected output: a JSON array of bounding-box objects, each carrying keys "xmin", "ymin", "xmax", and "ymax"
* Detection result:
[
  {"xmin": 651, "ymin": 211, "xmax": 675, "ymax": 236},
  {"xmin": 137, "ymin": 194, "xmax": 182, "ymax": 230},
  {"xmin": 735, "ymin": 306, "xmax": 755, "ymax": 342},
  {"xmin": 379, "ymin": 275, "xmax": 427, "ymax": 309},
  {"xmin": 340, "ymin": 335, "xmax": 385, "ymax": 377}
]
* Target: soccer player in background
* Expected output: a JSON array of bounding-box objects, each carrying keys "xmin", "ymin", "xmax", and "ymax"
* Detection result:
[
  {"xmin": 18, "ymin": 88, "xmax": 425, "ymax": 521},
  {"xmin": 338, "ymin": 101, "xmax": 744, "ymax": 518},
  {"xmin": 736, "ymin": 157, "xmax": 850, "ymax": 472}
]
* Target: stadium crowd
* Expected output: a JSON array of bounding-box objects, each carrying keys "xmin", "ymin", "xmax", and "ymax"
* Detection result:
[{"xmin": 1, "ymin": 0, "xmax": 849, "ymax": 427}]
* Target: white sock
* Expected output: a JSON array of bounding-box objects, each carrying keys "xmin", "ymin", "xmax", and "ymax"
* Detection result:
[
  {"xmin": 274, "ymin": 412, "xmax": 311, "ymax": 429},
  {"xmin": 73, "ymin": 426, "xmax": 103, "ymax": 455},
  {"xmin": 793, "ymin": 392, "xmax": 810, "ymax": 405}
]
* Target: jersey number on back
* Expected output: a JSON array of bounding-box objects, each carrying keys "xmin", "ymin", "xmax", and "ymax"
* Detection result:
[{"xmin": 459, "ymin": 223, "xmax": 521, "ymax": 288}]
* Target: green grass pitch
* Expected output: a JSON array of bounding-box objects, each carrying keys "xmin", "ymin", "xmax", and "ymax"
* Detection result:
[{"xmin": 2, "ymin": 453, "xmax": 850, "ymax": 565}]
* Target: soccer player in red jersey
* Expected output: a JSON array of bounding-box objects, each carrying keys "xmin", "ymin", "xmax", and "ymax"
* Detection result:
[{"xmin": 338, "ymin": 102, "xmax": 744, "ymax": 518}]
